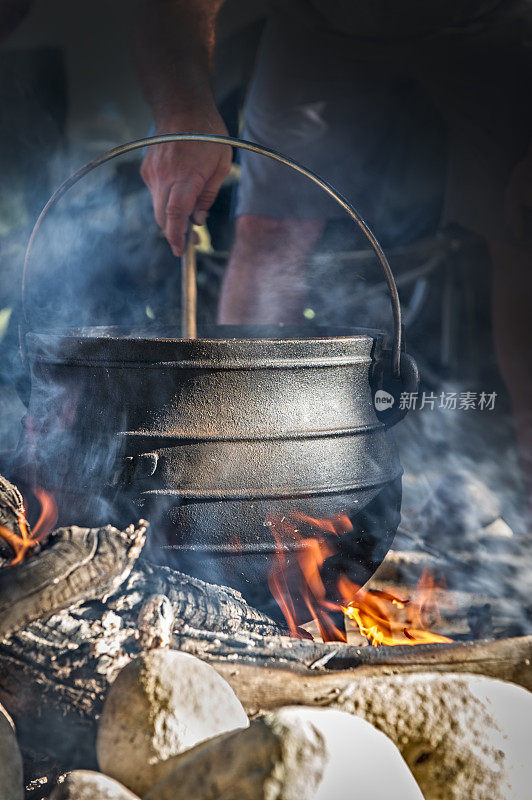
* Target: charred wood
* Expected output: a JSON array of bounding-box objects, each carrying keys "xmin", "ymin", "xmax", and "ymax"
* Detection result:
[
  {"xmin": 0, "ymin": 475, "xmax": 27, "ymax": 561},
  {"xmin": 0, "ymin": 550, "xmax": 281, "ymax": 769},
  {"xmin": 203, "ymin": 635, "xmax": 532, "ymax": 715},
  {"xmin": 0, "ymin": 522, "xmax": 147, "ymax": 638}
]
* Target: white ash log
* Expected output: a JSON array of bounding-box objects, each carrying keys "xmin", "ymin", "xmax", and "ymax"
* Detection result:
[
  {"xmin": 96, "ymin": 650, "xmax": 248, "ymax": 795},
  {"xmin": 0, "ymin": 521, "xmax": 147, "ymax": 638},
  {"xmin": 50, "ymin": 770, "xmax": 140, "ymax": 800},
  {"xmin": 332, "ymin": 672, "xmax": 532, "ymax": 800},
  {"xmin": 136, "ymin": 594, "xmax": 174, "ymax": 650},
  {"xmin": 0, "ymin": 703, "xmax": 23, "ymax": 800},
  {"xmin": 145, "ymin": 706, "xmax": 424, "ymax": 800},
  {"xmin": 0, "ymin": 475, "xmax": 27, "ymax": 544},
  {"xmin": 0, "ymin": 476, "xmax": 279, "ymax": 641}
]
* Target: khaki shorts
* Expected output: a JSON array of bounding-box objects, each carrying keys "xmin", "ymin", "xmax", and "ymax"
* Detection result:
[{"xmin": 237, "ymin": 2, "xmax": 532, "ymax": 242}]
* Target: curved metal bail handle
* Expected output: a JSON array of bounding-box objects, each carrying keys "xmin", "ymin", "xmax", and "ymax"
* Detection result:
[{"xmin": 22, "ymin": 133, "xmax": 403, "ymax": 376}]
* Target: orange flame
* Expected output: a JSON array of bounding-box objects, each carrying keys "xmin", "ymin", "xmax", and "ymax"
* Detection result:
[
  {"xmin": 267, "ymin": 511, "xmax": 453, "ymax": 646},
  {"xmin": 0, "ymin": 487, "xmax": 57, "ymax": 566},
  {"xmin": 267, "ymin": 514, "xmax": 346, "ymax": 642},
  {"xmin": 338, "ymin": 572, "xmax": 453, "ymax": 647}
]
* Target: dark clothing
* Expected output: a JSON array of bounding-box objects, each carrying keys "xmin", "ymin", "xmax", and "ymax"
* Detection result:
[
  {"xmin": 306, "ymin": 0, "xmax": 506, "ymax": 36},
  {"xmin": 237, "ymin": 0, "xmax": 532, "ymax": 241}
]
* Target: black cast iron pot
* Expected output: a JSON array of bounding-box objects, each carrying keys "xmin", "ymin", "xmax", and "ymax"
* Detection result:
[{"xmin": 20, "ymin": 135, "xmax": 418, "ymax": 613}]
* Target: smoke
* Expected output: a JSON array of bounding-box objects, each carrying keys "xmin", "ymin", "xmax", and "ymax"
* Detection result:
[
  {"xmin": 24, "ymin": 153, "xmax": 157, "ymax": 332},
  {"xmin": 391, "ymin": 384, "xmax": 531, "ymax": 635},
  {"xmin": 5, "ymin": 147, "xmax": 178, "ymax": 529}
]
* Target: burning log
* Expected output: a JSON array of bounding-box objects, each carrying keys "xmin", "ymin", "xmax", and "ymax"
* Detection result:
[
  {"xmin": 0, "ymin": 475, "xmax": 26, "ymax": 546},
  {"xmin": 205, "ymin": 634, "xmax": 532, "ymax": 715},
  {"xmin": 0, "ymin": 477, "xmax": 57, "ymax": 566},
  {"xmin": 0, "ymin": 522, "xmax": 147, "ymax": 639}
]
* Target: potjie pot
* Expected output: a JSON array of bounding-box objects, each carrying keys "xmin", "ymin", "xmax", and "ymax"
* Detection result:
[{"xmin": 20, "ymin": 135, "xmax": 418, "ymax": 613}]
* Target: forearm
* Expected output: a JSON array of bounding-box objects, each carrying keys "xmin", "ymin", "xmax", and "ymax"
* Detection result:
[
  {"xmin": 132, "ymin": 0, "xmax": 224, "ymax": 123},
  {"xmin": 132, "ymin": 0, "xmax": 231, "ymax": 255}
]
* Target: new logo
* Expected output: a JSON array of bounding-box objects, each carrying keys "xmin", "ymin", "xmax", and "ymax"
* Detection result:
[{"xmin": 374, "ymin": 390, "xmax": 395, "ymax": 410}]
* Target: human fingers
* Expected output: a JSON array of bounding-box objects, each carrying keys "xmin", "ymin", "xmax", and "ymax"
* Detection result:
[
  {"xmin": 140, "ymin": 151, "xmax": 170, "ymax": 230},
  {"xmin": 165, "ymin": 172, "xmax": 205, "ymax": 255}
]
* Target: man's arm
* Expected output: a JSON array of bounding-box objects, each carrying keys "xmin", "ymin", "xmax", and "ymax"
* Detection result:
[{"xmin": 133, "ymin": 0, "xmax": 232, "ymax": 255}]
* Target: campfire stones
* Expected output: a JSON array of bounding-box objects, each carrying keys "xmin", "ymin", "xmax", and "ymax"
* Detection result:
[
  {"xmin": 144, "ymin": 706, "xmax": 424, "ymax": 800},
  {"xmin": 50, "ymin": 770, "xmax": 140, "ymax": 800},
  {"xmin": 0, "ymin": 703, "xmax": 23, "ymax": 800},
  {"xmin": 96, "ymin": 649, "xmax": 248, "ymax": 795},
  {"xmin": 333, "ymin": 672, "xmax": 532, "ymax": 800}
]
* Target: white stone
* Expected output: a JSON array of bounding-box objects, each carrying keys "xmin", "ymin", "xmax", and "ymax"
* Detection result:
[
  {"xmin": 0, "ymin": 704, "xmax": 23, "ymax": 800},
  {"xmin": 334, "ymin": 672, "xmax": 532, "ymax": 800},
  {"xmin": 49, "ymin": 770, "xmax": 140, "ymax": 799},
  {"xmin": 96, "ymin": 649, "xmax": 248, "ymax": 795},
  {"xmin": 145, "ymin": 706, "xmax": 424, "ymax": 800}
]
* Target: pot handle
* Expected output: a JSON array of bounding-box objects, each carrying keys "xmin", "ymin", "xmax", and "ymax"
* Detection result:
[{"xmin": 23, "ymin": 134, "xmax": 408, "ymax": 379}]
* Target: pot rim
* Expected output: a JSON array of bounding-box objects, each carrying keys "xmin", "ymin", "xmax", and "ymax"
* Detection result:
[
  {"xmin": 27, "ymin": 322, "xmax": 384, "ymax": 341},
  {"xmin": 26, "ymin": 325, "xmax": 387, "ymax": 368}
]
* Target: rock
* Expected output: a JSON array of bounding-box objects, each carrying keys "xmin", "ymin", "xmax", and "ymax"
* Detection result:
[
  {"xmin": 334, "ymin": 672, "xmax": 532, "ymax": 800},
  {"xmin": 49, "ymin": 771, "xmax": 140, "ymax": 800},
  {"xmin": 96, "ymin": 649, "xmax": 248, "ymax": 795},
  {"xmin": 0, "ymin": 703, "xmax": 23, "ymax": 800},
  {"xmin": 145, "ymin": 706, "xmax": 424, "ymax": 800}
]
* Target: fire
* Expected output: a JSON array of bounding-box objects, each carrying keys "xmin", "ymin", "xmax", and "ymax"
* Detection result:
[
  {"xmin": 339, "ymin": 572, "xmax": 453, "ymax": 647},
  {"xmin": 267, "ymin": 513, "xmax": 346, "ymax": 642},
  {"xmin": 0, "ymin": 487, "xmax": 57, "ymax": 565},
  {"xmin": 267, "ymin": 511, "xmax": 453, "ymax": 646}
]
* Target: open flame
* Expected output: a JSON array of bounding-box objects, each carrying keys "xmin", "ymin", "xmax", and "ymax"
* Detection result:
[
  {"xmin": 0, "ymin": 487, "xmax": 57, "ymax": 565},
  {"xmin": 267, "ymin": 510, "xmax": 453, "ymax": 646}
]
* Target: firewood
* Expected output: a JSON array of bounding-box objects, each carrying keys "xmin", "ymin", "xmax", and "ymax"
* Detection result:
[
  {"xmin": 205, "ymin": 635, "xmax": 532, "ymax": 715},
  {"xmin": 323, "ymin": 673, "xmax": 531, "ymax": 800},
  {"xmin": 0, "ymin": 702, "xmax": 23, "ymax": 800},
  {"xmin": 0, "ymin": 522, "xmax": 147, "ymax": 638},
  {"xmin": 50, "ymin": 771, "xmax": 140, "ymax": 800},
  {"xmin": 0, "ymin": 475, "xmax": 28, "ymax": 562}
]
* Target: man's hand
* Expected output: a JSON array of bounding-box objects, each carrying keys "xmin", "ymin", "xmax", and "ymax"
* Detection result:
[
  {"xmin": 141, "ymin": 109, "xmax": 232, "ymax": 255},
  {"xmin": 505, "ymin": 148, "xmax": 532, "ymax": 241}
]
